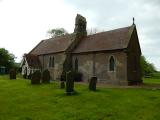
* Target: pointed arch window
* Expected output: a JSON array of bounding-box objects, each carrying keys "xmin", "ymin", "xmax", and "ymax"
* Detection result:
[
  {"xmin": 109, "ymin": 56, "xmax": 115, "ymax": 71},
  {"xmin": 75, "ymin": 58, "xmax": 78, "ymax": 72},
  {"xmin": 49, "ymin": 56, "xmax": 54, "ymax": 68},
  {"xmin": 49, "ymin": 57, "xmax": 52, "ymax": 67},
  {"xmin": 52, "ymin": 57, "xmax": 54, "ymax": 67}
]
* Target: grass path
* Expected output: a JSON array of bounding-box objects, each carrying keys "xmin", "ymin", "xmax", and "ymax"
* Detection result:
[{"xmin": 0, "ymin": 75, "xmax": 160, "ymax": 120}]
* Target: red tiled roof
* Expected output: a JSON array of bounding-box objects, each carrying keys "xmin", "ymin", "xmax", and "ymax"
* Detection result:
[
  {"xmin": 29, "ymin": 25, "xmax": 134, "ymax": 55},
  {"xmin": 73, "ymin": 26, "xmax": 134, "ymax": 53},
  {"xmin": 29, "ymin": 34, "xmax": 73, "ymax": 55}
]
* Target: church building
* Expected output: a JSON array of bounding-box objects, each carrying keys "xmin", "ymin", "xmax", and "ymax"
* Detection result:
[{"xmin": 21, "ymin": 14, "xmax": 142, "ymax": 85}]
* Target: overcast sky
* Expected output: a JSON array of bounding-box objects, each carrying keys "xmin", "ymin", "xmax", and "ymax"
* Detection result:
[{"xmin": 0, "ymin": 0, "xmax": 160, "ymax": 70}]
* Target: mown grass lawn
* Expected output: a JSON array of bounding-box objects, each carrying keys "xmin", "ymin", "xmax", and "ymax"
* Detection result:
[
  {"xmin": 144, "ymin": 78, "xmax": 160, "ymax": 84},
  {"xmin": 0, "ymin": 75, "xmax": 160, "ymax": 120}
]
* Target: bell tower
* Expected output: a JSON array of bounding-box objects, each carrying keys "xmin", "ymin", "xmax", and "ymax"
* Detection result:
[{"xmin": 74, "ymin": 14, "xmax": 87, "ymax": 36}]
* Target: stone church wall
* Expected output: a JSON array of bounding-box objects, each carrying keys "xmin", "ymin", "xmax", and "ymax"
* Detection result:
[
  {"xmin": 38, "ymin": 53, "xmax": 66, "ymax": 80},
  {"xmin": 72, "ymin": 51, "xmax": 128, "ymax": 85}
]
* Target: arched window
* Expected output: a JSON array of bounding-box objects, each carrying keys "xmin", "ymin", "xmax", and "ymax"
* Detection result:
[
  {"xmin": 52, "ymin": 57, "xmax": 54, "ymax": 67},
  {"xmin": 75, "ymin": 58, "xmax": 78, "ymax": 72},
  {"xmin": 109, "ymin": 56, "xmax": 115, "ymax": 71},
  {"xmin": 49, "ymin": 57, "xmax": 52, "ymax": 67}
]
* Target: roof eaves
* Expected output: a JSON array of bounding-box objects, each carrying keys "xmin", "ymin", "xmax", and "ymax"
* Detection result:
[{"xmin": 29, "ymin": 40, "xmax": 44, "ymax": 54}]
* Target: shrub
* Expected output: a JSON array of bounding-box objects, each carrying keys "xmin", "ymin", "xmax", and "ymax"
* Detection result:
[
  {"xmin": 74, "ymin": 72, "xmax": 83, "ymax": 82},
  {"xmin": 66, "ymin": 71, "xmax": 74, "ymax": 95},
  {"xmin": 42, "ymin": 69, "xmax": 50, "ymax": 83},
  {"xmin": 89, "ymin": 76, "xmax": 97, "ymax": 91},
  {"xmin": 31, "ymin": 70, "xmax": 41, "ymax": 84},
  {"xmin": 9, "ymin": 68, "xmax": 16, "ymax": 79}
]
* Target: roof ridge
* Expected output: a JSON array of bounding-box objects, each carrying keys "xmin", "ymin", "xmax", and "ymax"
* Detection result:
[
  {"xmin": 87, "ymin": 25, "xmax": 132, "ymax": 37},
  {"xmin": 73, "ymin": 25, "xmax": 135, "ymax": 53}
]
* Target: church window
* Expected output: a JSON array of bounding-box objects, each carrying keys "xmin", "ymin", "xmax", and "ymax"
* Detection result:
[
  {"xmin": 52, "ymin": 57, "xmax": 54, "ymax": 67},
  {"xmin": 49, "ymin": 57, "xmax": 52, "ymax": 67},
  {"xmin": 75, "ymin": 58, "xmax": 78, "ymax": 72},
  {"xmin": 109, "ymin": 56, "xmax": 115, "ymax": 71}
]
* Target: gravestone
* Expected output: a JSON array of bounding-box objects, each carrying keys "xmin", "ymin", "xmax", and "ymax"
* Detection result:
[
  {"xmin": 89, "ymin": 76, "xmax": 97, "ymax": 91},
  {"xmin": 9, "ymin": 69, "xmax": 16, "ymax": 79},
  {"xmin": 42, "ymin": 69, "xmax": 50, "ymax": 83},
  {"xmin": 31, "ymin": 71, "xmax": 41, "ymax": 84},
  {"xmin": 66, "ymin": 71, "xmax": 74, "ymax": 95}
]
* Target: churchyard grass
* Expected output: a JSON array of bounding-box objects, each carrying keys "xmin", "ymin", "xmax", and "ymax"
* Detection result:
[
  {"xmin": 0, "ymin": 75, "xmax": 160, "ymax": 120},
  {"xmin": 143, "ymin": 77, "xmax": 160, "ymax": 84}
]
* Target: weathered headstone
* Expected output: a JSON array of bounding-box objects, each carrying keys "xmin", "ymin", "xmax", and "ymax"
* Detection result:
[
  {"xmin": 66, "ymin": 71, "xmax": 74, "ymax": 95},
  {"xmin": 89, "ymin": 76, "xmax": 97, "ymax": 91},
  {"xmin": 42, "ymin": 69, "xmax": 50, "ymax": 83},
  {"xmin": 31, "ymin": 70, "xmax": 41, "ymax": 84},
  {"xmin": 23, "ymin": 74, "xmax": 27, "ymax": 79},
  {"xmin": 60, "ymin": 75, "xmax": 65, "ymax": 89},
  {"xmin": 27, "ymin": 73, "xmax": 32, "ymax": 79},
  {"xmin": 74, "ymin": 72, "xmax": 83, "ymax": 82},
  {"xmin": 9, "ymin": 68, "xmax": 16, "ymax": 79}
]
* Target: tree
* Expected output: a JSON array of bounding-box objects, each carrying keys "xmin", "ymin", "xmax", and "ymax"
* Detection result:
[
  {"xmin": 87, "ymin": 28, "xmax": 99, "ymax": 35},
  {"xmin": 0, "ymin": 48, "xmax": 16, "ymax": 72},
  {"xmin": 140, "ymin": 55, "xmax": 156, "ymax": 77},
  {"xmin": 47, "ymin": 28, "xmax": 68, "ymax": 38}
]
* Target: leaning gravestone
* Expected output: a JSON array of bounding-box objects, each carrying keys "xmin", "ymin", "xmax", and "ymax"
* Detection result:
[
  {"xmin": 31, "ymin": 71, "xmax": 41, "ymax": 84},
  {"xmin": 89, "ymin": 76, "xmax": 97, "ymax": 91},
  {"xmin": 9, "ymin": 68, "xmax": 16, "ymax": 79},
  {"xmin": 42, "ymin": 69, "xmax": 50, "ymax": 83},
  {"xmin": 60, "ymin": 75, "xmax": 65, "ymax": 89},
  {"xmin": 66, "ymin": 71, "xmax": 74, "ymax": 95}
]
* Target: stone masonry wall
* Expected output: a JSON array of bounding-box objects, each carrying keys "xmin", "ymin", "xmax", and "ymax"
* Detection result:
[
  {"xmin": 38, "ymin": 53, "xmax": 66, "ymax": 80},
  {"xmin": 72, "ymin": 51, "xmax": 128, "ymax": 85}
]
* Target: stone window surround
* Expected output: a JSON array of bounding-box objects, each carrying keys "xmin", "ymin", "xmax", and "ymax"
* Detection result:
[
  {"xmin": 108, "ymin": 55, "xmax": 116, "ymax": 72},
  {"xmin": 49, "ymin": 56, "xmax": 55, "ymax": 68}
]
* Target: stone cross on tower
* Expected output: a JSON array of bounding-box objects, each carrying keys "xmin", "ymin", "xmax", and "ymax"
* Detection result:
[{"xmin": 133, "ymin": 17, "xmax": 135, "ymax": 25}]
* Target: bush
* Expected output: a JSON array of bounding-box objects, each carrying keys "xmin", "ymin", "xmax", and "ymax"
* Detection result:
[
  {"xmin": 66, "ymin": 71, "xmax": 74, "ymax": 95},
  {"xmin": 150, "ymin": 72, "xmax": 160, "ymax": 79},
  {"xmin": 9, "ymin": 68, "xmax": 16, "ymax": 79},
  {"xmin": 31, "ymin": 71, "xmax": 41, "ymax": 84},
  {"xmin": 42, "ymin": 69, "xmax": 50, "ymax": 83},
  {"xmin": 89, "ymin": 76, "xmax": 97, "ymax": 91}
]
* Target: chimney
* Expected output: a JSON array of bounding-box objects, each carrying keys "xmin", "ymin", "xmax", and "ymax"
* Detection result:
[{"xmin": 74, "ymin": 14, "xmax": 87, "ymax": 36}]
